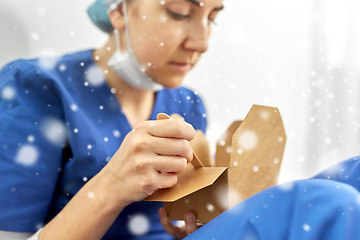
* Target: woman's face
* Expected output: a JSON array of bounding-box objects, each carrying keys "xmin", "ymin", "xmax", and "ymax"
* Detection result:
[{"xmin": 125, "ymin": 0, "xmax": 224, "ymax": 88}]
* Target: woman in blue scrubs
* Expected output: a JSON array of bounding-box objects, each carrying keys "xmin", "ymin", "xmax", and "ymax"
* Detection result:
[
  {"xmin": 0, "ymin": 0, "xmax": 223, "ymax": 239},
  {"xmin": 1, "ymin": 0, "xmax": 360, "ymax": 239}
]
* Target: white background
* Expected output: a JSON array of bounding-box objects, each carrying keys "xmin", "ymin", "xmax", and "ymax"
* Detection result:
[{"xmin": 0, "ymin": 0, "xmax": 359, "ymax": 183}]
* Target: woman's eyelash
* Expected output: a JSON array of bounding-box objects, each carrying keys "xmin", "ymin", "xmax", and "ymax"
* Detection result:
[
  {"xmin": 169, "ymin": 11, "xmax": 190, "ymax": 19},
  {"xmin": 169, "ymin": 11, "xmax": 217, "ymax": 25}
]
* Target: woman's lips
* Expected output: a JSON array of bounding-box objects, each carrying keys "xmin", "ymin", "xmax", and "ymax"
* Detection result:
[{"xmin": 169, "ymin": 62, "xmax": 192, "ymax": 72}]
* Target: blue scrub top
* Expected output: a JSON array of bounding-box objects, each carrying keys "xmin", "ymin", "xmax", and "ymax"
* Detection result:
[{"xmin": 0, "ymin": 50, "xmax": 207, "ymax": 239}]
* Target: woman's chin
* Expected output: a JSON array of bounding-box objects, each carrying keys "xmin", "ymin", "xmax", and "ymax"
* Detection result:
[{"xmin": 154, "ymin": 76, "xmax": 184, "ymax": 89}]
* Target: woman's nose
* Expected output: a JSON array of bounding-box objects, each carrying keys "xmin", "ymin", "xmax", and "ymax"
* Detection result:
[{"xmin": 183, "ymin": 19, "xmax": 209, "ymax": 53}]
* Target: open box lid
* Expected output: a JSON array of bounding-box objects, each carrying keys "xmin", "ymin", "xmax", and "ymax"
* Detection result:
[{"xmin": 144, "ymin": 105, "xmax": 286, "ymax": 223}]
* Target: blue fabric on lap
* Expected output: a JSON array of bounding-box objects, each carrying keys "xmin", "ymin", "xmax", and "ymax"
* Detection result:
[
  {"xmin": 185, "ymin": 156, "xmax": 360, "ymax": 240},
  {"xmin": 185, "ymin": 178, "xmax": 360, "ymax": 240}
]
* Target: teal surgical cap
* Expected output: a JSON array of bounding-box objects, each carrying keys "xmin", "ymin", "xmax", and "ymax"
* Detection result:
[{"xmin": 87, "ymin": 0, "xmax": 123, "ymax": 33}]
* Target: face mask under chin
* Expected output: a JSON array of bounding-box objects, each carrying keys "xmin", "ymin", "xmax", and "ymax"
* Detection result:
[{"xmin": 107, "ymin": 1, "xmax": 163, "ymax": 92}]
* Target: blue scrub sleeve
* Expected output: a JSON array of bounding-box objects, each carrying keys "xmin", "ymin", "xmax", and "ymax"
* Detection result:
[{"xmin": 0, "ymin": 61, "xmax": 65, "ymax": 232}]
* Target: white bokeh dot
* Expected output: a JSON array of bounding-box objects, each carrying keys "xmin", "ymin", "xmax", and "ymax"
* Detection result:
[
  {"xmin": 253, "ymin": 166, "xmax": 259, "ymax": 172},
  {"xmin": 15, "ymin": 144, "xmax": 39, "ymax": 166},
  {"xmin": 113, "ymin": 130, "xmax": 121, "ymax": 138},
  {"xmin": 303, "ymin": 223, "xmax": 311, "ymax": 232},
  {"xmin": 59, "ymin": 64, "xmax": 66, "ymax": 71},
  {"xmin": 226, "ymin": 146, "xmax": 231, "ymax": 153},
  {"xmin": 1, "ymin": 86, "xmax": 15, "ymax": 100},
  {"xmin": 237, "ymin": 130, "xmax": 258, "ymax": 151},
  {"xmin": 38, "ymin": 56, "xmax": 58, "ymax": 69},
  {"xmin": 260, "ymin": 111, "xmax": 269, "ymax": 120},
  {"xmin": 27, "ymin": 135, "xmax": 35, "ymax": 143},
  {"xmin": 128, "ymin": 214, "xmax": 150, "ymax": 236},
  {"xmin": 87, "ymin": 145, "xmax": 92, "ymax": 150},
  {"xmin": 85, "ymin": 65, "xmax": 104, "ymax": 87},
  {"xmin": 206, "ymin": 203, "xmax": 215, "ymax": 212},
  {"xmin": 70, "ymin": 104, "xmax": 78, "ymax": 112},
  {"xmin": 41, "ymin": 118, "xmax": 66, "ymax": 146},
  {"xmin": 87, "ymin": 191, "xmax": 95, "ymax": 199}
]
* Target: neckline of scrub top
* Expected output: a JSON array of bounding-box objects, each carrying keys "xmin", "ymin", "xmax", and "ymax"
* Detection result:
[{"xmin": 86, "ymin": 49, "xmax": 162, "ymax": 129}]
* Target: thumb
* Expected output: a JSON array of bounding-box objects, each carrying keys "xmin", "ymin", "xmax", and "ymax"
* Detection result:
[
  {"xmin": 184, "ymin": 211, "xmax": 197, "ymax": 235},
  {"xmin": 170, "ymin": 113, "xmax": 185, "ymax": 121}
]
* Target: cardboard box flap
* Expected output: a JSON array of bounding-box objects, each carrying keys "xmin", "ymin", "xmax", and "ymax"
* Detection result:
[
  {"xmin": 144, "ymin": 164, "xmax": 227, "ymax": 202},
  {"xmin": 164, "ymin": 184, "xmax": 224, "ymax": 223},
  {"xmin": 191, "ymin": 130, "xmax": 213, "ymax": 167},
  {"xmin": 229, "ymin": 105, "xmax": 286, "ymax": 168},
  {"xmin": 227, "ymin": 165, "xmax": 281, "ymax": 207},
  {"xmin": 215, "ymin": 121, "xmax": 242, "ymax": 167}
]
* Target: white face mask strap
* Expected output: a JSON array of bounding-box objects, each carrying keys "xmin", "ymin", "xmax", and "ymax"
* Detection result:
[
  {"xmin": 122, "ymin": 0, "xmax": 132, "ymax": 51},
  {"xmin": 114, "ymin": 29, "xmax": 121, "ymax": 52},
  {"xmin": 113, "ymin": 1, "xmax": 132, "ymax": 54}
]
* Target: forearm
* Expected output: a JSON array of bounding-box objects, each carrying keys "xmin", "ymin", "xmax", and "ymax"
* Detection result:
[{"xmin": 39, "ymin": 169, "xmax": 127, "ymax": 240}]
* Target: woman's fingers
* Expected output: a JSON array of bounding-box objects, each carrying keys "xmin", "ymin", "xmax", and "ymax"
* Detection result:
[
  {"xmin": 150, "ymin": 137, "xmax": 194, "ymax": 163},
  {"xmin": 159, "ymin": 208, "xmax": 200, "ymax": 239},
  {"xmin": 159, "ymin": 208, "xmax": 187, "ymax": 239},
  {"xmin": 131, "ymin": 127, "xmax": 194, "ymax": 163},
  {"xmin": 155, "ymin": 172, "xmax": 179, "ymax": 189},
  {"xmin": 152, "ymin": 156, "xmax": 187, "ymax": 175},
  {"xmin": 140, "ymin": 119, "xmax": 195, "ymax": 141},
  {"xmin": 184, "ymin": 211, "xmax": 198, "ymax": 235}
]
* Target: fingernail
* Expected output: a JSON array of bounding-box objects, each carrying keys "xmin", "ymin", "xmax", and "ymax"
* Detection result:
[{"xmin": 185, "ymin": 215, "xmax": 194, "ymax": 223}]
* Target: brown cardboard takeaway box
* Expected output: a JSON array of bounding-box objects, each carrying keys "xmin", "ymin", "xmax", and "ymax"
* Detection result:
[{"xmin": 144, "ymin": 105, "xmax": 286, "ymax": 223}]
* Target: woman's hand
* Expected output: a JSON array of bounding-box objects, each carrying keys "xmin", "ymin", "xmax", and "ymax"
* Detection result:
[
  {"xmin": 159, "ymin": 208, "xmax": 203, "ymax": 239},
  {"xmin": 101, "ymin": 116, "xmax": 195, "ymax": 207}
]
